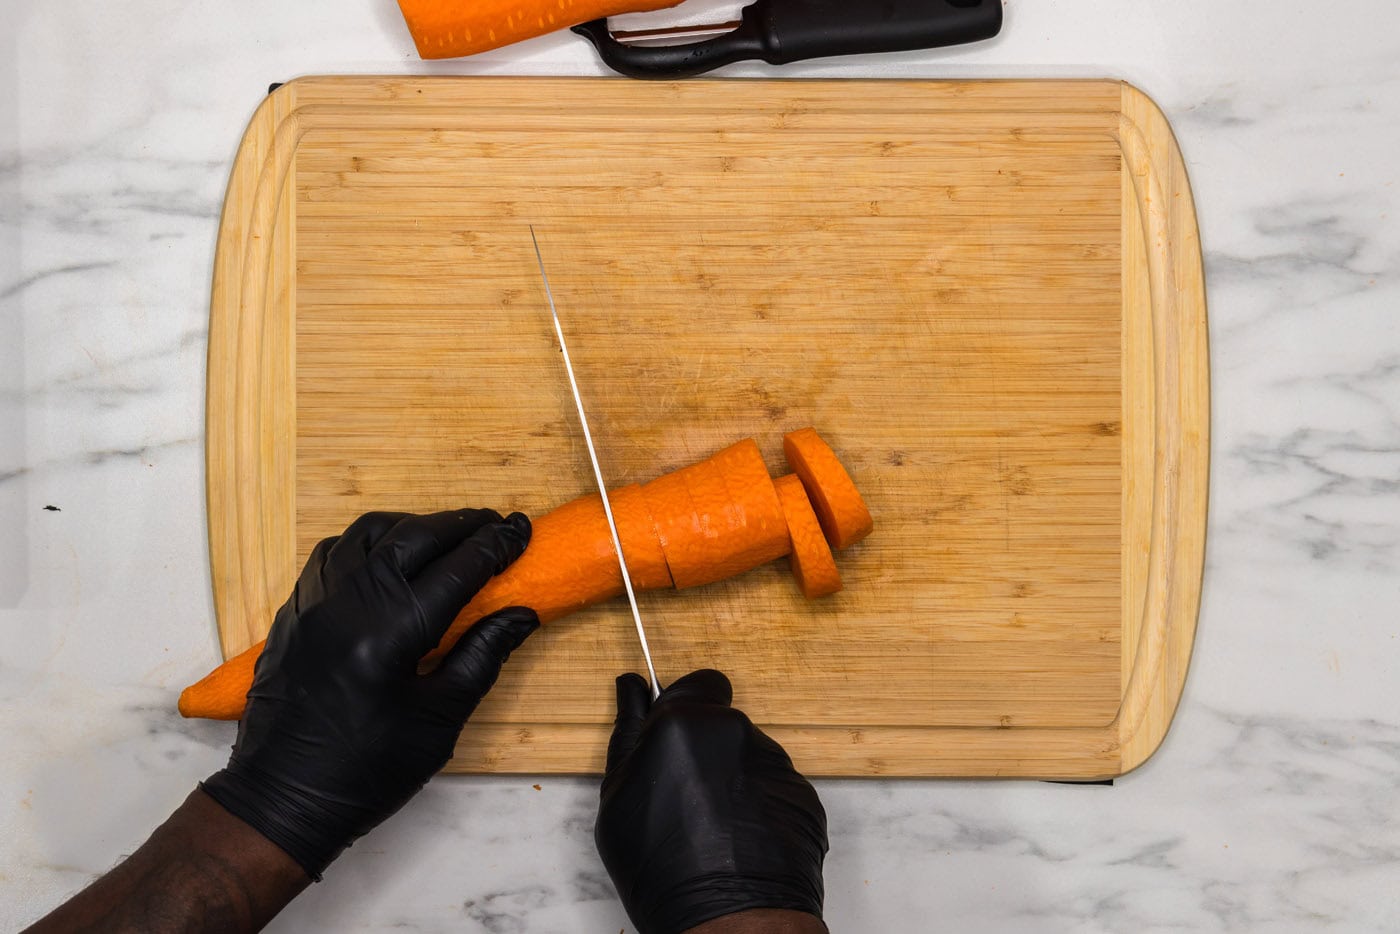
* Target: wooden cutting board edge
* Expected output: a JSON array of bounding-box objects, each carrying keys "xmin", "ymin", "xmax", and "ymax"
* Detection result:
[{"xmin": 203, "ymin": 76, "xmax": 1209, "ymax": 779}]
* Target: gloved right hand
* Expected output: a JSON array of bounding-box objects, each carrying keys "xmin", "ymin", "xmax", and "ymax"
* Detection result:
[{"xmin": 595, "ymin": 669, "xmax": 829, "ymax": 934}]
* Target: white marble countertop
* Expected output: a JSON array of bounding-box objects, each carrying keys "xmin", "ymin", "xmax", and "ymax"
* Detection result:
[{"xmin": 4, "ymin": 1, "xmax": 1398, "ymax": 930}]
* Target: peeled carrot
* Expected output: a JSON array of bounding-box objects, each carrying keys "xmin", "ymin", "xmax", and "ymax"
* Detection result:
[
  {"xmin": 179, "ymin": 431, "xmax": 870, "ymax": 721},
  {"xmin": 179, "ymin": 491, "xmax": 630, "ymax": 720},
  {"xmin": 783, "ymin": 428, "xmax": 875, "ymax": 551},
  {"xmin": 774, "ymin": 474, "xmax": 842, "ymax": 598},
  {"xmin": 712, "ymin": 438, "xmax": 792, "ymax": 576},
  {"xmin": 397, "ymin": 0, "xmax": 683, "ymax": 60}
]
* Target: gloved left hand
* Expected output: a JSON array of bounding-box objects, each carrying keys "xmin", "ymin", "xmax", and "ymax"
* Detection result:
[{"xmin": 202, "ymin": 508, "xmax": 538, "ymax": 879}]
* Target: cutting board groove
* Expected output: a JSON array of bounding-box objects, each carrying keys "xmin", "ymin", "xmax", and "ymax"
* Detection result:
[{"xmin": 206, "ymin": 77, "xmax": 1208, "ymax": 778}]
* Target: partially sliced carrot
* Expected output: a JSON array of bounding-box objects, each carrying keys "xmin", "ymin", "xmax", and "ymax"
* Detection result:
[
  {"xmin": 179, "ymin": 434, "xmax": 873, "ymax": 722},
  {"xmin": 783, "ymin": 428, "xmax": 874, "ymax": 550},
  {"xmin": 397, "ymin": 0, "xmax": 683, "ymax": 60},
  {"xmin": 774, "ymin": 474, "xmax": 843, "ymax": 598}
]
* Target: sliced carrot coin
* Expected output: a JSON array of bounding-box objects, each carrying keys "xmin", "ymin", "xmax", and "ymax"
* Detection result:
[
  {"xmin": 774, "ymin": 474, "xmax": 843, "ymax": 598},
  {"xmin": 782, "ymin": 428, "xmax": 874, "ymax": 550},
  {"xmin": 710, "ymin": 439, "xmax": 791, "ymax": 570}
]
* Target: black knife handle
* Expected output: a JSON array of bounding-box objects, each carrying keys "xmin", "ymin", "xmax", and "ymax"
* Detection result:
[{"xmin": 759, "ymin": 0, "xmax": 1003, "ymax": 64}]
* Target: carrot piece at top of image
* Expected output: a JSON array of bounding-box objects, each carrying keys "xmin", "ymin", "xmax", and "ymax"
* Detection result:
[{"xmin": 397, "ymin": 0, "xmax": 684, "ymax": 60}]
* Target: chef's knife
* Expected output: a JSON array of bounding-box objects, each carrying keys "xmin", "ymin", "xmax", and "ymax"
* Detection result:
[{"xmin": 529, "ymin": 227, "xmax": 662, "ymax": 700}]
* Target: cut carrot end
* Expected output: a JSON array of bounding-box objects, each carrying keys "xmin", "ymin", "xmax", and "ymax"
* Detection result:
[
  {"xmin": 775, "ymin": 474, "xmax": 843, "ymax": 598},
  {"xmin": 782, "ymin": 428, "xmax": 874, "ymax": 551},
  {"xmin": 397, "ymin": 0, "xmax": 688, "ymax": 60}
]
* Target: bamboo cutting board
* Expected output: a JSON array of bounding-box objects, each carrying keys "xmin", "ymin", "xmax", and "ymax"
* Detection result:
[{"xmin": 206, "ymin": 77, "xmax": 1207, "ymax": 779}]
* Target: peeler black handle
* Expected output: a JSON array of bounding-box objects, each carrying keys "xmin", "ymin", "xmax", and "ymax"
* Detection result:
[{"xmin": 574, "ymin": 0, "xmax": 1003, "ymax": 79}]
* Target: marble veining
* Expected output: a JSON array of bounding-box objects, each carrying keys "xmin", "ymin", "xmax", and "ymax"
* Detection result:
[{"xmin": 3, "ymin": 1, "xmax": 1398, "ymax": 930}]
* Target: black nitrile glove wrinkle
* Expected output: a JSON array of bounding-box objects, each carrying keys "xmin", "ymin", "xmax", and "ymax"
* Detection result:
[
  {"xmin": 202, "ymin": 509, "xmax": 538, "ymax": 880},
  {"xmin": 596, "ymin": 669, "xmax": 828, "ymax": 934}
]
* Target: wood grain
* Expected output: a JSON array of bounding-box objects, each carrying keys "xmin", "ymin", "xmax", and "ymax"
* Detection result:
[{"xmin": 205, "ymin": 77, "xmax": 1208, "ymax": 778}]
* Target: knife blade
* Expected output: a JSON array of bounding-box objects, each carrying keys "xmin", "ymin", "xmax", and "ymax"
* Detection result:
[{"xmin": 529, "ymin": 227, "xmax": 661, "ymax": 700}]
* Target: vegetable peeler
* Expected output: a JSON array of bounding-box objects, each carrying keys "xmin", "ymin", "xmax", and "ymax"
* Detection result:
[{"xmin": 574, "ymin": 0, "xmax": 1004, "ymax": 79}]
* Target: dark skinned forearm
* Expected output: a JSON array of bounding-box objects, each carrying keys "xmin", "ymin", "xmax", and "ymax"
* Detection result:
[
  {"xmin": 686, "ymin": 909, "xmax": 830, "ymax": 934},
  {"xmin": 23, "ymin": 789, "xmax": 309, "ymax": 934}
]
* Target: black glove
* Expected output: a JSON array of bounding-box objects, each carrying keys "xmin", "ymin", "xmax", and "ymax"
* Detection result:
[
  {"xmin": 202, "ymin": 509, "xmax": 538, "ymax": 879},
  {"xmin": 596, "ymin": 669, "xmax": 828, "ymax": 934}
]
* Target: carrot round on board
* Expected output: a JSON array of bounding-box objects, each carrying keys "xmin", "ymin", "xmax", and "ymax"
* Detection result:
[
  {"xmin": 774, "ymin": 473, "xmax": 843, "ymax": 599},
  {"xmin": 711, "ymin": 438, "xmax": 790, "ymax": 565},
  {"xmin": 425, "ymin": 492, "xmax": 626, "ymax": 663},
  {"xmin": 397, "ymin": 0, "xmax": 684, "ymax": 60},
  {"xmin": 783, "ymin": 427, "xmax": 875, "ymax": 551},
  {"xmin": 178, "ymin": 430, "xmax": 868, "ymax": 721}
]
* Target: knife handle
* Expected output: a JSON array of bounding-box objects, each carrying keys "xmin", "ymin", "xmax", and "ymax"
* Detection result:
[{"xmin": 759, "ymin": 0, "xmax": 1003, "ymax": 64}]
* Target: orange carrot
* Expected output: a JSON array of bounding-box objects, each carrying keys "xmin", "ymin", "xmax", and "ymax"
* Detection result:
[
  {"xmin": 179, "ymin": 647, "xmax": 259, "ymax": 720},
  {"xmin": 712, "ymin": 438, "xmax": 792, "ymax": 573},
  {"xmin": 179, "ymin": 431, "xmax": 866, "ymax": 721},
  {"xmin": 783, "ymin": 428, "xmax": 874, "ymax": 550},
  {"xmin": 774, "ymin": 474, "xmax": 842, "ymax": 598},
  {"xmin": 397, "ymin": 0, "xmax": 684, "ymax": 60},
  {"xmin": 610, "ymin": 484, "xmax": 673, "ymax": 590}
]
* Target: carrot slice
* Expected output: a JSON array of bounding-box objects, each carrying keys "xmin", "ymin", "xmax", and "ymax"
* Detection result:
[
  {"xmin": 782, "ymin": 428, "xmax": 874, "ymax": 550},
  {"xmin": 709, "ymin": 440, "xmax": 791, "ymax": 574},
  {"xmin": 640, "ymin": 466, "xmax": 704, "ymax": 588},
  {"xmin": 774, "ymin": 474, "xmax": 843, "ymax": 598},
  {"xmin": 397, "ymin": 0, "xmax": 683, "ymax": 60}
]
